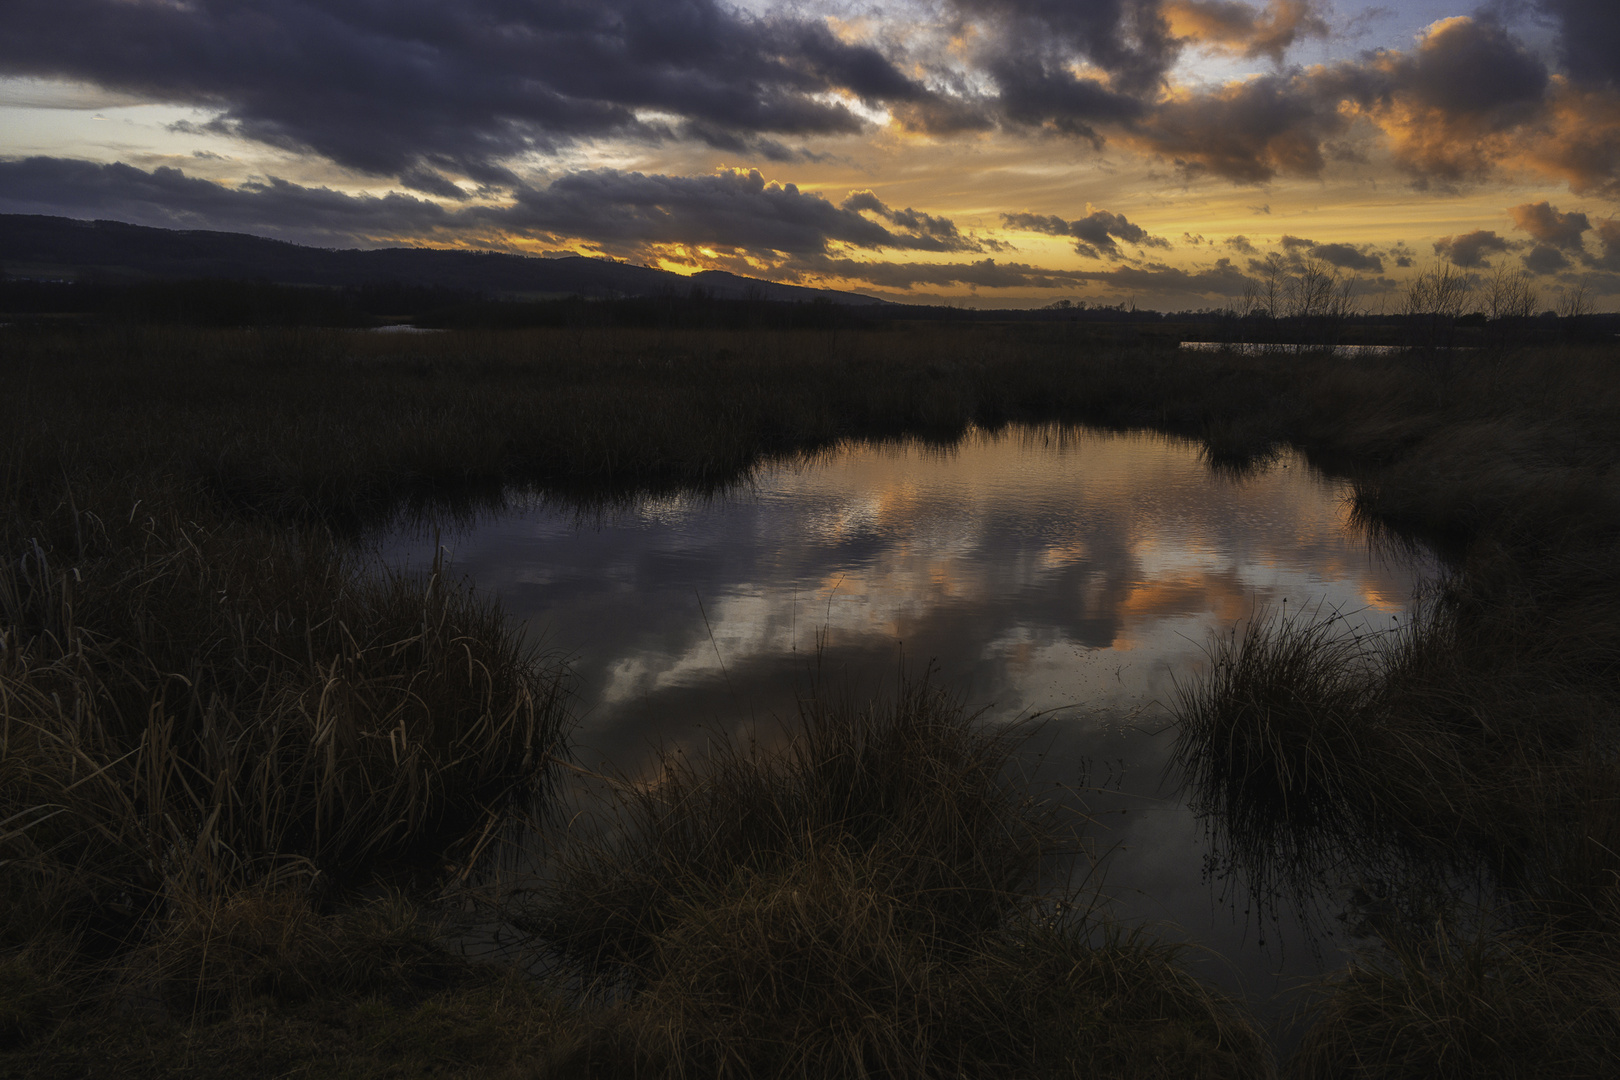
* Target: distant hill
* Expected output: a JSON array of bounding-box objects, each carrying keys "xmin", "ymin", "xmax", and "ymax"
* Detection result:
[{"xmin": 0, "ymin": 214, "xmax": 888, "ymax": 306}]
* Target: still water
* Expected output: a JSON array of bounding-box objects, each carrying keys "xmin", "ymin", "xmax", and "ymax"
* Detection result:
[{"xmin": 383, "ymin": 423, "xmax": 1433, "ymax": 1019}]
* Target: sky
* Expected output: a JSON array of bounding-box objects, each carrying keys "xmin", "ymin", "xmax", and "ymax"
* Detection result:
[{"xmin": 2, "ymin": 1, "xmax": 1618, "ymax": 310}]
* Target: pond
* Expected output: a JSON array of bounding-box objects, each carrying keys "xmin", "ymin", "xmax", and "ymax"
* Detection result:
[{"xmin": 381, "ymin": 423, "xmax": 1435, "ymax": 1024}]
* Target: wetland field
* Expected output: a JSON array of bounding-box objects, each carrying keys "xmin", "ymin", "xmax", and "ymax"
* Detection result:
[{"xmin": 3, "ymin": 321, "xmax": 1619, "ymax": 1078}]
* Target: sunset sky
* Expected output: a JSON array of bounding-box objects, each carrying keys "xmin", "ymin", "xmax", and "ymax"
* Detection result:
[{"xmin": 2, "ymin": 1, "xmax": 1617, "ymax": 309}]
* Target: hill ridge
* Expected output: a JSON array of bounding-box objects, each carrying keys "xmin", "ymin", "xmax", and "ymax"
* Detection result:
[{"xmin": 0, "ymin": 214, "xmax": 888, "ymax": 306}]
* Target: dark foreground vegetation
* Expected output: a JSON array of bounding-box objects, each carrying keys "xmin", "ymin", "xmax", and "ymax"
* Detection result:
[{"xmin": 2, "ymin": 319, "xmax": 1618, "ymax": 1076}]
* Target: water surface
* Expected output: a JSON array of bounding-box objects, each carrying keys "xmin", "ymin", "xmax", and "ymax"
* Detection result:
[{"xmin": 384, "ymin": 424, "xmax": 1433, "ymax": 1019}]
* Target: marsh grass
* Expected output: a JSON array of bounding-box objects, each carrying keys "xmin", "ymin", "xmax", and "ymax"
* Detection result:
[
  {"xmin": 5, "ymin": 324, "xmax": 1620, "ymax": 1073},
  {"xmin": 522, "ymin": 674, "xmax": 1271, "ymax": 1078},
  {"xmin": 1286, "ymin": 924, "xmax": 1620, "ymax": 1079},
  {"xmin": 1173, "ymin": 577, "xmax": 1620, "ymax": 1070},
  {"xmin": 1, "ymin": 514, "xmax": 570, "ymax": 895},
  {"xmin": 1173, "ymin": 607, "xmax": 1393, "ymax": 884},
  {"xmin": 123, "ymin": 885, "xmax": 470, "ymax": 1020},
  {"xmin": 0, "ymin": 499, "xmax": 571, "ymax": 1048},
  {"xmin": 525, "ymin": 676, "xmax": 1065, "ymax": 979}
]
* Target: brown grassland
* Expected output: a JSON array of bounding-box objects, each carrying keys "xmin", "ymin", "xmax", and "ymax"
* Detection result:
[{"xmin": 1, "ymin": 321, "xmax": 1618, "ymax": 1077}]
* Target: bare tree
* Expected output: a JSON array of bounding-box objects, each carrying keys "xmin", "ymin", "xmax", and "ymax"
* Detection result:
[
  {"xmin": 1236, "ymin": 256, "xmax": 1360, "ymax": 347},
  {"xmin": 1245, "ymin": 255, "xmax": 1287, "ymax": 321},
  {"xmin": 1284, "ymin": 258, "xmax": 1335, "ymax": 320},
  {"xmin": 1402, "ymin": 263, "xmax": 1473, "ymax": 320},
  {"xmin": 1238, "ymin": 277, "xmax": 1264, "ymax": 320},
  {"xmin": 1483, "ymin": 264, "xmax": 1538, "ymax": 322},
  {"xmin": 1558, "ymin": 275, "xmax": 1593, "ymax": 319},
  {"xmin": 1401, "ymin": 262, "xmax": 1473, "ymax": 348},
  {"xmin": 1329, "ymin": 272, "xmax": 1360, "ymax": 322}
]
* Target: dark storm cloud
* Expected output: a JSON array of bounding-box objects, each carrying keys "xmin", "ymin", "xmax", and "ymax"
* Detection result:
[
  {"xmin": 1360, "ymin": 17, "xmax": 1551, "ymax": 182},
  {"xmin": 979, "ymin": 63, "xmax": 1147, "ymax": 143},
  {"xmin": 948, "ymin": 0, "xmax": 1178, "ymax": 99},
  {"xmin": 0, "ymin": 0, "xmax": 932, "ymax": 182},
  {"xmin": 1369, "ymin": 16, "xmax": 1549, "ymax": 122},
  {"xmin": 1433, "ymin": 229, "xmax": 1511, "ymax": 267},
  {"xmin": 1538, "ymin": 0, "xmax": 1620, "ymax": 89},
  {"xmin": 919, "ymin": 2, "xmax": 1330, "ymax": 151},
  {"xmin": 910, "ymin": 0, "xmax": 1266, "ymax": 142},
  {"xmin": 1126, "ymin": 70, "xmax": 1344, "ymax": 181},
  {"xmin": 9, "ymin": 1, "xmax": 1605, "ymax": 201},
  {"xmin": 1509, "ymin": 201, "xmax": 1591, "ymax": 249},
  {"xmin": 1002, "ymin": 207, "xmax": 1169, "ymax": 258},
  {"xmin": 0, "ymin": 156, "xmax": 986, "ymax": 257}
]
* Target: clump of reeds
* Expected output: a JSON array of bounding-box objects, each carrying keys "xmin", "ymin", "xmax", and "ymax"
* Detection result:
[
  {"xmin": 527, "ymin": 677, "xmax": 1061, "ymax": 978},
  {"xmin": 0, "ymin": 507, "xmax": 571, "ymax": 979},
  {"xmin": 523, "ymin": 675, "xmax": 1272, "ymax": 1078},
  {"xmin": 1286, "ymin": 925, "xmax": 1620, "ymax": 1079},
  {"xmin": 1173, "ymin": 606, "xmax": 1411, "ymax": 888},
  {"xmin": 1176, "ymin": 593, "xmax": 1620, "ymax": 1076}
]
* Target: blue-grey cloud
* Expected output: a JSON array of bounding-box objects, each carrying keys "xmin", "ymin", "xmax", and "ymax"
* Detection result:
[
  {"xmin": 0, "ymin": 156, "xmax": 987, "ymax": 257},
  {"xmin": 1538, "ymin": 0, "xmax": 1620, "ymax": 89},
  {"xmin": 0, "ymin": 0, "xmax": 1313, "ymax": 177},
  {"xmin": 0, "ymin": 0, "xmax": 932, "ymax": 185},
  {"xmin": 1522, "ymin": 244, "xmax": 1570, "ymax": 274}
]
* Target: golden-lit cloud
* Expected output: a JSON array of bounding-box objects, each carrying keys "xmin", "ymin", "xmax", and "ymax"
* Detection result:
[
  {"xmin": 1122, "ymin": 74, "xmax": 1342, "ymax": 182},
  {"xmin": 1515, "ymin": 80, "xmax": 1620, "ymax": 196},
  {"xmin": 1162, "ymin": 0, "xmax": 1330, "ymax": 62},
  {"xmin": 3, "ymin": 3, "xmax": 1620, "ymax": 308}
]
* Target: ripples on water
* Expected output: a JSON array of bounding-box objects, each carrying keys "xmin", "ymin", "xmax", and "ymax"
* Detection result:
[{"xmin": 380, "ymin": 423, "xmax": 1436, "ymax": 1018}]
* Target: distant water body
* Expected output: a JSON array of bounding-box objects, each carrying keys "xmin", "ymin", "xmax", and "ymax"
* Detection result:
[
  {"xmin": 381, "ymin": 423, "xmax": 1436, "ymax": 1024},
  {"xmin": 1179, "ymin": 341, "xmax": 1409, "ymax": 357}
]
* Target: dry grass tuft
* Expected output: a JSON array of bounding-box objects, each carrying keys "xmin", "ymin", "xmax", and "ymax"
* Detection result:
[
  {"xmin": 526, "ymin": 676, "xmax": 1064, "ymax": 982},
  {"xmin": 524, "ymin": 675, "xmax": 1272, "ymax": 1079},
  {"xmin": 0, "ymin": 503, "xmax": 572, "ymax": 1026},
  {"xmin": 1286, "ymin": 926, "xmax": 1620, "ymax": 1079},
  {"xmin": 125, "ymin": 886, "xmax": 465, "ymax": 1020}
]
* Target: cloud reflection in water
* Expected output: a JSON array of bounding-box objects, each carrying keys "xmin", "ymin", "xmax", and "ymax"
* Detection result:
[{"xmin": 384, "ymin": 423, "xmax": 1433, "ymax": 1016}]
